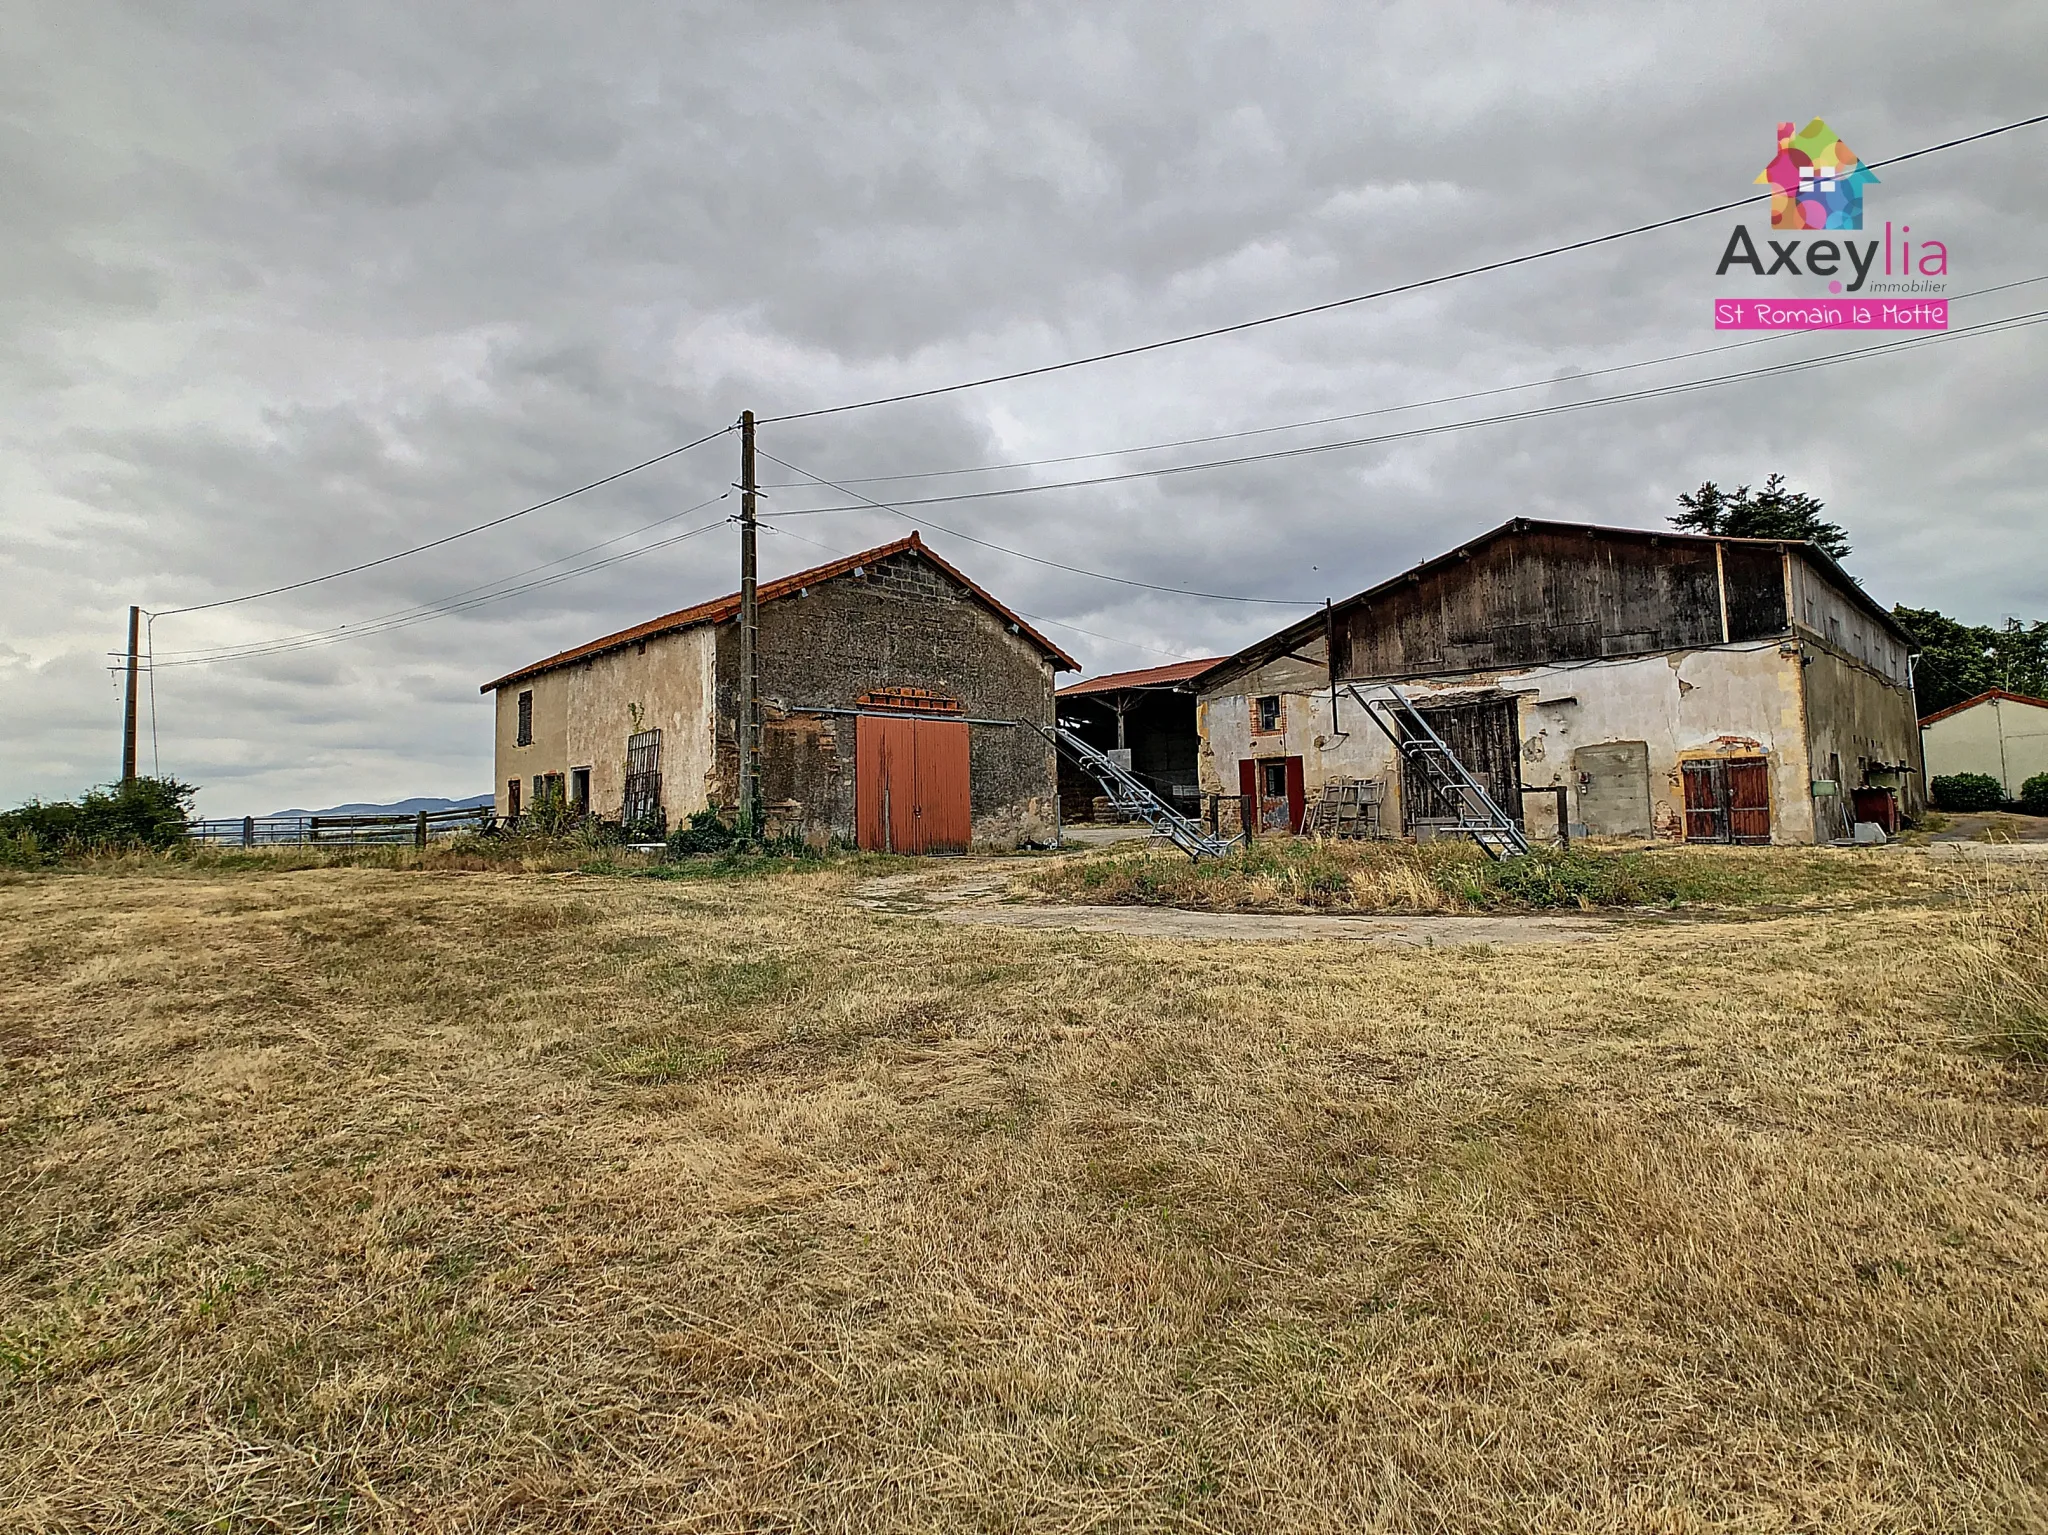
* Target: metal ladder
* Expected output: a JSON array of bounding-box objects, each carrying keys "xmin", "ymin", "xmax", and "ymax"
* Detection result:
[
  {"xmin": 1039, "ymin": 723, "xmax": 1238, "ymax": 861},
  {"xmin": 1304, "ymin": 778, "xmax": 1384, "ymax": 840},
  {"xmin": 1340, "ymin": 685, "xmax": 1530, "ymax": 860}
]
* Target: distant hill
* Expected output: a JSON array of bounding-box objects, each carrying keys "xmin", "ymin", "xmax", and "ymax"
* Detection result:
[{"xmin": 265, "ymin": 793, "xmax": 494, "ymax": 818}]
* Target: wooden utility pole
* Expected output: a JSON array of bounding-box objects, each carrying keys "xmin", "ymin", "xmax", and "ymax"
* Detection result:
[
  {"xmin": 738, "ymin": 411, "xmax": 760, "ymax": 830},
  {"xmin": 1324, "ymin": 598, "xmax": 1340, "ymax": 737},
  {"xmin": 121, "ymin": 605, "xmax": 140, "ymax": 784}
]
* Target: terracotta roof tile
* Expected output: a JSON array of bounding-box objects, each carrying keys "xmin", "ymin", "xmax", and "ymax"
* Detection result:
[
  {"xmin": 1057, "ymin": 657, "xmax": 1227, "ymax": 697},
  {"xmin": 1918, "ymin": 688, "xmax": 2048, "ymax": 727}
]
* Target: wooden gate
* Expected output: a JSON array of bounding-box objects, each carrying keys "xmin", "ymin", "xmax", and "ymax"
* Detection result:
[
  {"xmin": 856, "ymin": 715, "xmax": 971, "ymax": 854},
  {"xmin": 1401, "ymin": 699, "xmax": 1522, "ymax": 829},
  {"xmin": 1681, "ymin": 756, "xmax": 1771, "ymax": 844}
]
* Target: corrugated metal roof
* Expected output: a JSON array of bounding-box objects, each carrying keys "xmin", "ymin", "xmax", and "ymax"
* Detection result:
[{"xmin": 480, "ymin": 531, "xmax": 1078, "ymax": 692}]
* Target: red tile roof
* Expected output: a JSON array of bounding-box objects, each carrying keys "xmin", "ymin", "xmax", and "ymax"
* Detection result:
[
  {"xmin": 1057, "ymin": 657, "xmax": 1226, "ymax": 697},
  {"xmin": 1919, "ymin": 688, "xmax": 2048, "ymax": 727},
  {"xmin": 481, "ymin": 532, "xmax": 1078, "ymax": 692}
]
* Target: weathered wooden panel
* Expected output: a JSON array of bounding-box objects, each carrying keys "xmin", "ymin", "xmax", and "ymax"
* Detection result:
[
  {"xmin": 1682, "ymin": 760, "xmax": 1726, "ymax": 842},
  {"xmin": 1722, "ymin": 545, "xmax": 1789, "ymax": 640},
  {"xmin": 1340, "ymin": 530, "xmax": 1726, "ymax": 680},
  {"xmin": 1682, "ymin": 756, "xmax": 1771, "ymax": 843},
  {"xmin": 1402, "ymin": 699, "xmax": 1522, "ymax": 826},
  {"xmin": 1726, "ymin": 757, "xmax": 1771, "ymax": 843}
]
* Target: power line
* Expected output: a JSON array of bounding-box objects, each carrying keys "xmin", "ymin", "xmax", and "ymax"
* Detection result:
[
  {"xmin": 759, "ymin": 448, "xmax": 1318, "ymax": 605},
  {"xmin": 755, "ymin": 274, "xmax": 2048, "ymax": 491},
  {"xmin": 154, "ymin": 424, "xmax": 733, "ymax": 617},
  {"xmin": 758, "ymin": 113, "xmax": 2048, "ymax": 424},
  {"xmin": 762, "ymin": 521, "xmax": 1194, "ymax": 660},
  {"xmin": 164, "ymin": 300, "xmax": 2044, "ymax": 666},
  {"xmin": 762, "ymin": 308, "xmax": 2048, "ymax": 521},
  {"xmin": 154, "ymin": 505, "xmax": 734, "ymax": 668},
  {"xmin": 156, "ymin": 490, "xmax": 731, "ymax": 662}
]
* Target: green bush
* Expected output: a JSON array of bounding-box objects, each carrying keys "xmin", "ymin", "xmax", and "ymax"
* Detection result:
[
  {"xmin": 668, "ymin": 807, "xmax": 743, "ymax": 857},
  {"xmin": 2020, "ymin": 773, "xmax": 2048, "ymax": 817},
  {"xmin": 0, "ymin": 778, "xmax": 196, "ymax": 863},
  {"xmin": 1932, "ymin": 773, "xmax": 2008, "ymax": 812}
]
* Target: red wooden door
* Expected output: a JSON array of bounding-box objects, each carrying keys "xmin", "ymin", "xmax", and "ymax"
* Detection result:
[
  {"xmin": 1681, "ymin": 760, "xmax": 1726, "ymax": 843},
  {"xmin": 1284, "ymin": 756, "xmax": 1307, "ymax": 834},
  {"xmin": 857, "ymin": 715, "xmax": 969, "ymax": 854},
  {"xmin": 1725, "ymin": 757, "xmax": 1771, "ymax": 844}
]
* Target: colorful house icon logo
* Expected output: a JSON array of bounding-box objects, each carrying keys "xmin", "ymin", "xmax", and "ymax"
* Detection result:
[{"xmin": 1755, "ymin": 118, "xmax": 1878, "ymax": 230}]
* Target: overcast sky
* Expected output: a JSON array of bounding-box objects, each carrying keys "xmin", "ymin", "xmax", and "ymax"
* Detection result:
[{"xmin": 4, "ymin": 1, "xmax": 2042, "ymax": 815}]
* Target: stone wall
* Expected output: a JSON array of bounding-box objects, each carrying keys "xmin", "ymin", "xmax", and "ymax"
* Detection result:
[{"xmin": 711, "ymin": 546, "xmax": 1061, "ymax": 847}]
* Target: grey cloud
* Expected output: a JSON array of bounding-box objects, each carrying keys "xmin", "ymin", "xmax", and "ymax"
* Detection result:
[{"xmin": 2, "ymin": 0, "xmax": 2042, "ymax": 815}]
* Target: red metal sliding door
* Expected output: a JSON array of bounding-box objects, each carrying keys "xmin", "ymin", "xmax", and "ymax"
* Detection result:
[{"xmin": 856, "ymin": 714, "xmax": 970, "ymax": 854}]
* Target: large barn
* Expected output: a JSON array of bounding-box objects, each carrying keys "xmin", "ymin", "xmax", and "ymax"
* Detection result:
[
  {"xmin": 1195, "ymin": 519, "xmax": 1923, "ymax": 845},
  {"xmin": 481, "ymin": 533, "xmax": 1077, "ymax": 851}
]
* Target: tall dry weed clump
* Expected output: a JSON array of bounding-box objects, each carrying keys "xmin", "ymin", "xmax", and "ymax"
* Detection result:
[{"xmin": 1950, "ymin": 879, "xmax": 2048, "ymax": 1062}]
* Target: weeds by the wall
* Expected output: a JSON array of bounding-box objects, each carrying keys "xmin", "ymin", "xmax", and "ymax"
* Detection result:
[{"xmin": 1036, "ymin": 838, "xmax": 1913, "ymax": 914}]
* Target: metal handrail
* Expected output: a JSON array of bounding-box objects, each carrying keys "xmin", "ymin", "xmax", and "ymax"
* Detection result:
[
  {"xmin": 1340, "ymin": 684, "xmax": 1530, "ymax": 859},
  {"xmin": 1037, "ymin": 723, "xmax": 1238, "ymax": 860}
]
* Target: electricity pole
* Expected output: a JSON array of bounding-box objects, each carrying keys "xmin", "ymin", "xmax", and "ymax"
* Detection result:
[
  {"xmin": 738, "ymin": 410, "xmax": 760, "ymax": 831},
  {"xmin": 121, "ymin": 605, "xmax": 140, "ymax": 785}
]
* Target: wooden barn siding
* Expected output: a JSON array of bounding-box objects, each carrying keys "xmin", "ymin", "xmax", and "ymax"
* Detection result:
[{"xmin": 1336, "ymin": 533, "xmax": 1792, "ymax": 681}]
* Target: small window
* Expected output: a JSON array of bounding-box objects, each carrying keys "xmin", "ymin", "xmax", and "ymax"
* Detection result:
[
  {"xmin": 1261, "ymin": 759, "xmax": 1288, "ymax": 799},
  {"xmin": 1254, "ymin": 694, "xmax": 1282, "ymax": 734},
  {"xmin": 516, "ymin": 689, "xmax": 534, "ymax": 747}
]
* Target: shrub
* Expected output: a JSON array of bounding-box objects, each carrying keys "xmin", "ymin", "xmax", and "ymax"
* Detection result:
[
  {"xmin": 0, "ymin": 778, "xmax": 196, "ymax": 862},
  {"xmin": 2020, "ymin": 773, "xmax": 2048, "ymax": 817},
  {"xmin": 1931, "ymin": 773, "xmax": 2008, "ymax": 813},
  {"xmin": 668, "ymin": 807, "xmax": 743, "ymax": 857}
]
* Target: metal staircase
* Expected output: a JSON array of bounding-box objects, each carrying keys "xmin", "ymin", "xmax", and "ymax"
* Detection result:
[
  {"xmin": 1340, "ymin": 685, "xmax": 1530, "ymax": 860},
  {"xmin": 1040, "ymin": 723, "xmax": 1238, "ymax": 861}
]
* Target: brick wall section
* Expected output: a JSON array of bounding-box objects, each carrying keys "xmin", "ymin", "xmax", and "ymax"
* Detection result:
[{"xmin": 709, "ymin": 548, "xmax": 1060, "ymax": 847}]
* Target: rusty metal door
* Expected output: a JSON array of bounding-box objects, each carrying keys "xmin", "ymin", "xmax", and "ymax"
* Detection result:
[
  {"xmin": 1573, "ymin": 740, "xmax": 1652, "ymax": 837},
  {"xmin": 1725, "ymin": 756, "xmax": 1771, "ymax": 844},
  {"xmin": 857, "ymin": 714, "xmax": 970, "ymax": 854}
]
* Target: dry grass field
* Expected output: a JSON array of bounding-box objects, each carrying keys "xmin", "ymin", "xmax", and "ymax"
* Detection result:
[{"xmin": 3, "ymin": 851, "xmax": 2047, "ymax": 1532}]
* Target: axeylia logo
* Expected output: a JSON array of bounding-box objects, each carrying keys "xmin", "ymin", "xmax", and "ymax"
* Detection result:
[
  {"xmin": 1754, "ymin": 118, "xmax": 1877, "ymax": 231},
  {"xmin": 1712, "ymin": 115, "xmax": 1946, "ymax": 328}
]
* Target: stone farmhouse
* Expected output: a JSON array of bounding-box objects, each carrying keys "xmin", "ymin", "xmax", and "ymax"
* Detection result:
[
  {"xmin": 481, "ymin": 533, "xmax": 1076, "ymax": 852},
  {"xmin": 1194, "ymin": 519, "xmax": 1923, "ymax": 845}
]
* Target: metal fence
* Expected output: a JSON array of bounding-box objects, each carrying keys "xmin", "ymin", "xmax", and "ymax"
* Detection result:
[{"xmin": 186, "ymin": 805, "xmax": 494, "ymax": 847}]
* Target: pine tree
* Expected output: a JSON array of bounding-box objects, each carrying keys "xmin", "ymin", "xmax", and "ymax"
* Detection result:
[{"xmin": 1671, "ymin": 474, "xmax": 1851, "ymax": 559}]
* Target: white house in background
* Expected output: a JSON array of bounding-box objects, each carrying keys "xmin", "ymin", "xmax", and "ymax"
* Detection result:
[{"xmin": 1920, "ymin": 690, "xmax": 2048, "ymax": 799}]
